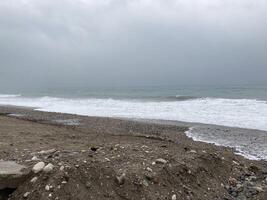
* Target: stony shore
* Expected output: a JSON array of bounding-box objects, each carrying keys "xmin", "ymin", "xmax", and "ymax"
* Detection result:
[{"xmin": 0, "ymin": 106, "xmax": 266, "ymax": 200}]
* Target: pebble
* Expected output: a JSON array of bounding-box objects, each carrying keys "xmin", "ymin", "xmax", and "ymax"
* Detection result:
[
  {"xmin": 43, "ymin": 163, "xmax": 54, "ymax": 173},
  {"xmin": 32, "ymin": 162, "xmax": 45, "ymax": 173},
  {"xmin": 116, "ymin": 173, "xmax": 126, "ymax": 185},
  {"xmin": 233, "ymin": 160, "xmax": 239, "ymax": 165},
  {"xmin": 255, "ymin": 186, "xmax": 264, "ymax": 193},
  {"xmin": 31, "ymin": 156, "xmax": 38, "ymax": 161},
  {"xmin": 60, "ymin": 166, "xmax": 65, "ymax": 171},
  {"xmin": 45, "ymin": 185, "xmax": 50, "ymax": 191},
  {"xmin": 236, "ymin": 183, "xmax": 243, "ymax": 192},
  {"xmin": 142, "ymin": 180, "xmax": 149, "ymax": 187},
  {"xmin": 86, "ymin": 181, "xmax": 91, "ymax": 188},
  {"xmin": 23, "ymin": 192, "xmax": 30, "ymax": 198},
  {"xmin": 144, "ymin": 172, "xmax": 153, "ymax": 181},
  {"xmin": 171, "ymin": 194, "xmax": 177, "ymax": 200},
  {"xmin": 146, "ymin": 167, "xmax": 153, "ymax": 172},
  {"xmin": 189, "ymin": 150, "xmax": 197, "ymax": 154},
  {"xmin": 248, "ymin": 176, "xmax": 257, "ymax": 182},
  {"xmin": 155, "ymin": 158, "xmax": 167, "ymax": 164},
  {"xmin": 229, "ymin": 177, "xmax": 237, "ymax": 186},
  {"xmin": 30, "ymin": 177, "xmax": 38, "ymax": 183},
  {"xmin": 39, "ymin": 149, "xmax": 56, "ymax": 155}
]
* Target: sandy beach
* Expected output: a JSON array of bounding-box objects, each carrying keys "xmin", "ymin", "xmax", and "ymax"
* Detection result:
[{"xmin": 0, "ymin": 106, "xmax": 266, "ymax": 200}]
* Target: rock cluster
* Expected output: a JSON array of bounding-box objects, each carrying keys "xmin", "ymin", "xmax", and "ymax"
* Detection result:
[{"xmin": 225, "ymin": 169, "xmax": 267, "ymax": 199}]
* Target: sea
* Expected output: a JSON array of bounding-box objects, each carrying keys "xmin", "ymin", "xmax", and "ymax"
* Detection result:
[{"xmin": 0, "ymin": 84, "xmax": 267, "ymax": 160}]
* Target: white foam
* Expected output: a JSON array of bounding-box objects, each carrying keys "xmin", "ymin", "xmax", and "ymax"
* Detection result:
[
  {"xmin": 0, "ymin": 94, "xmax": 21, "ymax": 98},
  {"xmin": 0, "ymin": 95, "xmax": 267, "ymax": 131},
  {"xmin": 185, "ymin": 127, "xmax": 267, "ymax": 160}
]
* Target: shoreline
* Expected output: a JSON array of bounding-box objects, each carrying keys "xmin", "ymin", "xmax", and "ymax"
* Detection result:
[
  {"xmin": 136, "ymin": 119, "xmax": 267, "ymax": 161},
  {"xmin": 2, "ymin": 104, "xmax": 267, "ymax": 161},
  {"xmin": 0, "ymin": 105, "xmax": 267, "ymax": 199}
]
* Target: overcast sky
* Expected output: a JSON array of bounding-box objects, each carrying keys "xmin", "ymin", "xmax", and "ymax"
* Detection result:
[{"xmin": 0, "ymin": 0, "xmax": 267, "ymax": 89}]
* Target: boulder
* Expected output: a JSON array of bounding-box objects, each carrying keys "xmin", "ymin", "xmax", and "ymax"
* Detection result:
[{"xmin": 0, "ymin": 161, "xmax": 29, "ymax": 189}]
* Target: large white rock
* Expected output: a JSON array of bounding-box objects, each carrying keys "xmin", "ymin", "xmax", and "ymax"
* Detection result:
[
  {"xmin": 0, "ymin": 161, "xmax": 29, "ymax": 189},
  {"xmin": 32, "ymin": 162, "xmax": 45, "ymax": 173},
  {"xmin": 43, "ymin": 163, "xmax": 54, "ymax": 173}
]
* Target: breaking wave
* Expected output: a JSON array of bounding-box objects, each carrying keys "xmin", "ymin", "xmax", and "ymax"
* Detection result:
[{"xmin": 0, "ymin": 94, "xmax": 267, "ymax": 131}]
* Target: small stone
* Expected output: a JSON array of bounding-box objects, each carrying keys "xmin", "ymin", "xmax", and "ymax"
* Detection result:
[
  {"xmin": 43, "ymin": 163, "xmax": 54, "ymax": 173},
  {"xmin": 155, "ymin": 158, "xmax": 167, "ymax": 164},
  {"xmin": 229, "ymin": 177, "xmax": 237, "ymax": 186},
  {"xmin": 231, "ymin": 191, "xmax": 238, "ymax": 197},
  {"xmin": 30, "ymin": 177, "xmax": 38, "ymax": 183},
  {"xmin": 32, "ymin": 162, "xmax": 45, "ymax": 173},
  {"xmin": 90, "ymin": 147, "xmax": 98, "ymax": 152},
  {"xmin": 146, "ymin": 167, "xmax": 153, "ymax": 172},
  {"xmin": 247, "ymin": 187, "xmax": 259, "ymax": 196},
  {"xmin": 172, "ymin": 194, "xmax": 177, "ymax": 200},
  {"xmin": 62, "ymin": 181, "xmax": 67, "ymax": 184},
  {"xmin": 255, "ymin": 186, "xmax": 264, "ymax": 193},
  {"xmin": 142, "ymin": 180, "xmax": 149, "ymax": 187},
  {"xmin": 233, "ymin": 160, "xmax": 239, "ymax": 165},
  {"xmin": 23, "ymin": 192, "xmax": 30, "ymax": 198},
  {"xmin": 144, "ymin": 173, "xmax": 153, "ymax": 181},
  {"xmin": 45, "ymin": 185, "xmax": 50, "ymax": 191},
  {"xmin": 189, "ymin": 150, "xmax": 197, "ymax": 153},
  {"xmin": 86, "ymin": 181, "xmax": 91, "ymax": 188},
  {"xmin": 116, "ymin": 173, "xmax": 126, "ymax": 185},
  {"xmin": 39, "ymin": 149, "xmax": 56, "ymax": 155},
  {"xmin": 236, "ymin": 183, "xmax": 243, "ymax": 192},
  {"xmin": 249, "ymin": 176, "xmax": 257, "ymax": 182},
  {"xmin": 31, "ymin": 156, "xmax": 38, "ymax": 161},
  {"xmin": 60, "ymin": 166, "xmax": 64, "ymax": 171}
]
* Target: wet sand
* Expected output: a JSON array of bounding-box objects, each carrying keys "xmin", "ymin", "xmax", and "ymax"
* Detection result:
[{"xmin": 0, "ymin": 106, "xmax": 266, "ymax": 200}]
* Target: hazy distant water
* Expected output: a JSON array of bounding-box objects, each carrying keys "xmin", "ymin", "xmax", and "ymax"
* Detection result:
[
  {"xmin": 3, "ymin": 85, "xmax": 267, "ymax": 100},
  {"xmin": 1, "ymin": 84, "xmax": 267, "ymax": 160}
]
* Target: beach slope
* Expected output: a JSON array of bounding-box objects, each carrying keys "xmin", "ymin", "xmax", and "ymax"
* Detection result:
[{"xmin": 0, "ymin": 107, "xmax": 266, "ymax": 200}]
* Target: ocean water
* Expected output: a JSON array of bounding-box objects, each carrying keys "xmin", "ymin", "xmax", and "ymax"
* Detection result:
[{"xmin": 0, "ymin": 85, "xmax": 267, "ymax": 160}]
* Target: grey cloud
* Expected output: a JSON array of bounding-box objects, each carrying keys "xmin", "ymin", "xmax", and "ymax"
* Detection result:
[{"xmin": 0, "ymin": 0, "xmax": 267, "ymax": 89}]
